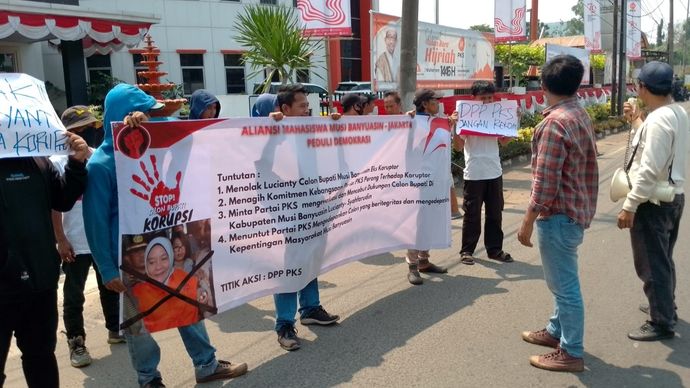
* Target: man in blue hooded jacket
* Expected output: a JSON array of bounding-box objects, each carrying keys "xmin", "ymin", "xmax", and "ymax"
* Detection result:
[
  {"xmin": 82, "ymin": 84, "xmax": 247, "ymax": 388},
  {"xmin": 188, "ymin": 89, "xmax": 221, "ymax": 119}
]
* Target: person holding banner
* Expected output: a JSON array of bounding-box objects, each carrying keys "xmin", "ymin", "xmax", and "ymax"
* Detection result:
[
  {"xmin": 50, "ymin": 106, "xmax": 124, "ymax": 370},
  {"xmin": 342, "ymin": 93, "xmax": 367, "ymax": 116},
  {"xmin": 259, "ymin": 84, "xmax": 340, "ymax": 351},
  {"xmin": 83, "ymin": 84, "xmax": 247, "ymax": 387},
  {"xmin": 457, "ymin": 81, "xmax": 514, "ymax": 265},
  {"xmin": 518, "ymin": 55, "xmax": 598, "ymax": 373},
  {"xmin": 404, "ymin": 89, "xmax": 451, "ymax": 285},
  {"xmin": 189, "ymin": 89, "xmax": 221, "ymax": 119},
  {"xmin": 0, "ymin": 124, "xmax": 89, "ymax": 387}
]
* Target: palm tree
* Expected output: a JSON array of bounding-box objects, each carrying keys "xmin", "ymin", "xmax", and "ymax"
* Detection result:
[{"xmin": 234, "ymin": 4, "xmax": 323, "ymax": 93}]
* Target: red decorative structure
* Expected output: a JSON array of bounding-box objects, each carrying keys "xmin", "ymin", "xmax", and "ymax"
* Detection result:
[{"xmin": 137, "ymin": 35, "xmax": 186, "ymax": 117}]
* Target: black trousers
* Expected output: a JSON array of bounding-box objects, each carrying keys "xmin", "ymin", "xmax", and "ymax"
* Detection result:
[
  {"xmin": 63, "ymin": 254, "xmax": 120, "ymax": 337},
  {"xmin": 0, "ymin": 289, "xmax": 59, "ymax": 388},
  {"xmin": 631, "ymin": 194, "xmax": 684, "ymax": 329},
  {"xmin": 461, "ymin": 176, "xmax": 504, "ymax": 256}
]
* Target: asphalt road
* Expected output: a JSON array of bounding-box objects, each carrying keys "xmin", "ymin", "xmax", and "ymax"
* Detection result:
[{"xmin": 5, "ymin": 109, "xmax": 690, "ymax": 387}]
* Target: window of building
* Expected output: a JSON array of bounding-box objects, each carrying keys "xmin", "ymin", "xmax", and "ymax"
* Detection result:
[
  {"xmin": 224, "ymin": 54, "xmax": 246, "ymax": 94},
  {"xmin": 260, "ymin": 0, "xmax": 277, "ymax": 4},
  {"xmin": 0, "ymin": 51, "xmax": 18, "ymax": 73},
  {"xmin": 180, "ymin": 53, "xmax": 205, "ymax": 95},
  {"xmin": 86, "ymin": 54, "xmax": 112, "ymax": 83},
  {"xmin": 132, "ymin": 53, "xmax": 148, "ymax": 85},
  {"xmin": 340, "ymin": 0, "xmax": 361, "ymax": 82},
  {"xmin": 296, "ymin": 68, "xmax": 310, "ymax": 84}
]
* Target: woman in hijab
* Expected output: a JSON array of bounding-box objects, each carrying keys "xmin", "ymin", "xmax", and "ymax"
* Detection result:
[{"xmin": 131, "ymin": 237, "xmax": 202, "ymax": 332}]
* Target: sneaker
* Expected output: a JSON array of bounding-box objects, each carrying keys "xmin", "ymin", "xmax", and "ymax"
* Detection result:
[
  {"xmin": 407, "ymin": 264, "xmax": 423, "ymax": 285},
  {"xmin": 277, "ymin": 325, "xmax": 301, "ymax": 351},
  {"xmin": 522, "ymin": 329, "xmax": 559, "ymax": 348},
  {"xmin": 196, "ymin": 360, "xmax": 248, "ymax": 383},
  {"xmin": 67, "ymin": 336, "xmax": 92, "ymax": 368},
  {"xmin": 417, "ymin": 259, "xmax": 448, "ymax": 274},
  {"xmin": 627, "ymin": 321, "xmax": 675, "ymax": 341},
  {"xmin": 300, "ymin": 306, "xmax": 340, "ymax": 326},
  {"xmin": 451, "ymin": 212, "xmax": 463, "ymax": 220},
  {"xmin": 529, "ymin": 348, "xmax": 584, "ymax": 372},
  {"xmin": 142, "ymin": 377, "xmax": 165, "ymax": 388},
  {"xmin": 107, "ymin": 330, "xmax": 126, "ymax": 344}
]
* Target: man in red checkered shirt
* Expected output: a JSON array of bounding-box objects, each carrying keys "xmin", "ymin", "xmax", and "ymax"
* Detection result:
[{"xmin": 517, "ymin": 55, "xmax": 599, "ymax": 373}]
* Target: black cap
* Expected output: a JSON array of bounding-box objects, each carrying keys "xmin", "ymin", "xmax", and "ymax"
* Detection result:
[
  {"xmin": 413, "ymin": 89, "xmax": 443, "ymax": 108},
  {"xmin": 638, "ymin": 61, "xmax": 673, "ymax": 91},
  {"xmin": 341, "ymin": 93, "xmax": 365, "ymax": 112}
]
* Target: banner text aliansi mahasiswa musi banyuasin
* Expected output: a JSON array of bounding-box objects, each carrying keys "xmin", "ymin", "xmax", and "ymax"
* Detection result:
[{"xmin": 114, "ymin": 115, "xmax": 452, "ymax": 333}]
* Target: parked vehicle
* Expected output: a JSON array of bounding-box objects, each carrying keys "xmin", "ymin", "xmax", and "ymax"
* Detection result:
[
  {"xmin": 334, "ymin": 81, "xmax": 372, "ymax": 95},
  {"xmin": 253, "ymin": 82, "xmax": 329, "ymax": 98}
]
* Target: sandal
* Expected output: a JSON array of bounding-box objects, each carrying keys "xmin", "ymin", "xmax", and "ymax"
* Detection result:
[
  {"xmin": 488, "ymin": 251, "xmax": 514, "ymax": 263},
  {"xmin": 460, "ymin": 252, "xmax": 475, "ymax": 265}
]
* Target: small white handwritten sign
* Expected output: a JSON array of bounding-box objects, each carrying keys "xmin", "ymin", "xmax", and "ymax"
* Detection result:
[
  {"xmin": 455, "ymin": 100, "xmax": 519, "ymax": 137},
  {"xmin": 0, "ymin": 73, "xmax": 68, "ymax": 158}
]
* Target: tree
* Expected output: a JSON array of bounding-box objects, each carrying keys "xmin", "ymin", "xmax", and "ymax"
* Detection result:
[
  {"xmin": 469, "ymin": 24, "xmax": 494, "ymax": 33},
  {"xmin": 233, "ymin": 5, "xmax": 323, "ymax": 93},
  {"xmin": 563, "ymin": 0, "xmax": 584, "ymax": 36},
  {"xmin": 656, "ymin": 19, "xmax": 666, "ymax": 48},
  {"xmin": 495, "ymin": 44, "xmax": 545, "ymax": 86}
]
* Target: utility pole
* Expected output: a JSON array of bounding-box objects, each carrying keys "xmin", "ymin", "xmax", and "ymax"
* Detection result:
[
  {"xmin": 611, "ymin": 0, "xmax": 619, "ymax": 116},
  {"xmin": 617, "ymin": 0, "xmax": 627, "ymax": 116},
  {"xmin": 684, "ymin": 1, "xmax": 689, "ymax": 74},
  {"xmin": 530, "ymin": 0, "xmax": 539, "ymax": 41},
  {"xmin": 669, "ymin": 0, "xmax": 674, "ymax": 65},
  {"xmin": 400, "ymin": 0, "xmax": 419, "ymax": 110}
]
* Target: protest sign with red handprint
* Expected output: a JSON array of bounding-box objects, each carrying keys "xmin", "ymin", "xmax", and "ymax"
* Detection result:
[{"xmin": 130, "ymin": 154, "xmax": 182, "ymax": 216}]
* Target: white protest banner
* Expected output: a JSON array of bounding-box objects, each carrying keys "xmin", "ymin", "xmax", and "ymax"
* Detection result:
[
  {"xmin": 114, "ymin": 115, "xmax": 451, "ymax": 333},
  {"xmin": 583, "ymin": 1, "xmax": 602, "ymax": 53},
  {"xmin": 494, "ymin": 0, "xmax": 527, "ymax": 43},
  {"xmin": 545, "ymin": 44, "xmax": 591, "ymax": 85},
  {"xmin": 455, "ymin": 100, "xmax": 519, "ymax": 137},
  {"xmin": 0, "ymin": 73, "xmax": 67, "ymax": 158},
  {"xmin": 626, "ymin": 0, "xmax": 642, "ymax": 60},
  {"xmin": 371, "ymin": 12, "xmax": 494, "ymax": 91}
]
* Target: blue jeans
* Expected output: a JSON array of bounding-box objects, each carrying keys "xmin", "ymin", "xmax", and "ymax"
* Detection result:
[
  {"xmin": 125, "ymin": 321, "xmax": 218, "ymax": 387},
  {"xmin": 537, "ymin": 214, "xmax": 585, "ymax": 358},
  {"xmin": 274, "ymin": 278, "xmax": 320, "ymax": 331}
]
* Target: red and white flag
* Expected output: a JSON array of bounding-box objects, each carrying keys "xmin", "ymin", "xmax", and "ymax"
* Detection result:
[
  {"xmin": 494, "ymin": 0, "xmax": 527, "ymax": 42},
  {"xmin": 296, "ymin": 0, "xmax": 351, "ymax": 37},
  {"xmin": 583, "ymin": 1, "xmax": 602, "ymax": 53},
  {"xmin": 626, "ymin": 0, "xmax": 642, "ymax": 59}
]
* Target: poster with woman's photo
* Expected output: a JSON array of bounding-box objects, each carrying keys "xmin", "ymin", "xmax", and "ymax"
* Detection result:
[{"xmin": 120, "ymin": 219, "xmax": 216, "ymax": 333}]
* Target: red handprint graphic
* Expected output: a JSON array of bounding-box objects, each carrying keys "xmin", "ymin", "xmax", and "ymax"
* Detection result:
[{"xmin": 130, "ymin": 155, "xmax": 182, "ymax": 216}]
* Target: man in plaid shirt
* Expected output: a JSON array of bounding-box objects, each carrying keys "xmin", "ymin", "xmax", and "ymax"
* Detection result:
[{"xmin": 517, "ymin": 55, "xmax": 599, "ymax": 372}]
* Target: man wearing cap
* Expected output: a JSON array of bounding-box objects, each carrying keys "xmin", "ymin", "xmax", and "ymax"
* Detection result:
[
  {"xmin": 404, "ymin": 88, "xmax": 452, "ymax": 285},
  {"xmin": 341, "ymin": 93, "xmax": 366, "ymax": 116},
  {"xmin": 619, "ymin": 61, "xmax": 688, "ymax": 341},
  {"xmin": 83, "ymin": 84, "xmax": 247, "ymax": 387},
  {"xmin": 50, "ymin": 106, "xmax": 123, "ymax": 369}
]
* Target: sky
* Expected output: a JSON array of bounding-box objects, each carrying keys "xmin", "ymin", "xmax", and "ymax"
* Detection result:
[{"xmin": 376, "ymin": 0, "xmax": 689, "ymax": 43}]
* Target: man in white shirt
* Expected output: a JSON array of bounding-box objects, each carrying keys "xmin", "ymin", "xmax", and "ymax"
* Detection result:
[
  {"xmin": 51, "ymin": 106, "xmax": 123, "ymax": 369},
  {"xmin": 457, "ymin": 81, "xmax": 514, "ymax": 265},
  {"xmin": 619, "ymin": 61, "xmax": 688, "ymax": 341}
]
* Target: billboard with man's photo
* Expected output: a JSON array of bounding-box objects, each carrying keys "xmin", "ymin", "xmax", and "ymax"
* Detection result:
[{"xmin": 371, "ymin": 12, "xmax": 495, "ymax": 91}]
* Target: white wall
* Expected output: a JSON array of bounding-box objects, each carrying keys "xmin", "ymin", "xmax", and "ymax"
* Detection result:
[
  {"xmin": 73, "ymin": 0, "xmax": 328, "ymax": 98},
  {"xmin": 0, "ymin": 42, "xmax": 45, "ymax": 79}
]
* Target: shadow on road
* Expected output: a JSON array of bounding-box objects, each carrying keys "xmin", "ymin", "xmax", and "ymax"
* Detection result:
[
  {"xmin": 359, "ymin": 252, "xmax": 401, "ymax": 266},
  {"xmin": 224, "ymin": 274, "xmax": 506, "ymax": 387},
  {"xmin": 665, "ymin": 319, "xmax": 690, "ymax": 368},
  {"xmin": 576, "ymin": 352, "xmax": 684, "ymax": 387}
]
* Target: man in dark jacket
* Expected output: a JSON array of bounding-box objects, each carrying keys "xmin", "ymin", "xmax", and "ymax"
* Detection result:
[
  {"xmin": 0, "ymin": 132, "xmax": 89, "ymax": 388},
  {"xmin": 188, "ymin": 89, "xmax": 221, "ymax": 119}
]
